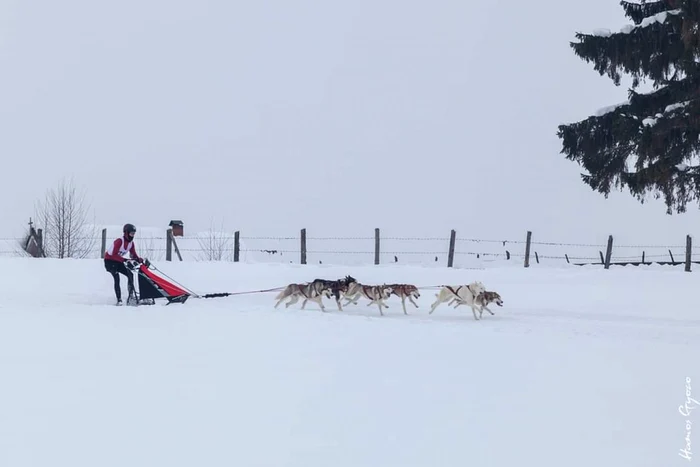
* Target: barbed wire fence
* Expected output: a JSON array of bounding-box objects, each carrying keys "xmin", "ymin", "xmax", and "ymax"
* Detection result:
[{"xmin": 1, "ymin": 227, "xmax": 697, "ymax": 271}]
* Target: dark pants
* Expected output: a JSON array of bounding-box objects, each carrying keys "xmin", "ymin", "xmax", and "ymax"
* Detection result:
[{"xmin": 104, "ymin": 259, "xmax": 135, "ymax": 301}]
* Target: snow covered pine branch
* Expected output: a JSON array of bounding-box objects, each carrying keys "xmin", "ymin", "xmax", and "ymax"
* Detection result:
[{"xmin": 556, "ymin": 0, "xmax": 700, "ymax": 214}]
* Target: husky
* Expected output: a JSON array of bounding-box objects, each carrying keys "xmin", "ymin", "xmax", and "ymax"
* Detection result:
[
  {"xmin": 342, "ymin": 282, "xmax": 394, "ymax": 315},
  {"xmin": 428, "ymin": 281, "xmax": 486, "ymax": 320},
  {"xmin": 274, "ymin": 282, "xmax": 333, "ymax": 311},
  {"xmin": 475, "ymin": 291, "xmax": 504, "ymax": 318},
  {"xmin": 386, "ymin": 284, "xmax": 421, "ymax": 315},
  {"xmin": 450, "ymin": 291, "xmax": 504, "ymax": 319},
  {"xmin": 302, "ymin": 275, "xmax": 357, "ymax": 311}
]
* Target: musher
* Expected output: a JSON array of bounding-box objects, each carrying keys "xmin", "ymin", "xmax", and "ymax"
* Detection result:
[{"xmin": 104, "ymin": 223, "xmax": 144, "ymax": 305}]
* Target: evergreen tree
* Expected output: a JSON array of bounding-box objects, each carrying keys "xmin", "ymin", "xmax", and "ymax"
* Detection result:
[{"xmin": 557, "ymin": 0, "xmax": 700, "ymax": 214}]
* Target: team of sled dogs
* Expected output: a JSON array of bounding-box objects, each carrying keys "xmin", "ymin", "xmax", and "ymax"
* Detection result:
[{"xmin": 273, "ymin": 274, "xmax": 504, "ymax": 319}]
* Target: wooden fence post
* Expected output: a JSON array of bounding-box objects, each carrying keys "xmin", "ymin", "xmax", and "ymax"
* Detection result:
[
  {"xmin": 166, "ymin": 229, "xmax": 173, "ymax": 261},
  {"xmin": 604, "ymin": 235, "xmax": 613, "ymax": 269},
  {"xmin": 101, "ymin": 228, "xmax": 107, "ymax": 256},
  {"xmin": 524, "ymin": 231, "xmax": 532, "ymax": 268},
  {"xmin": 447, "ymin": 229, "xmax": 456, "ymax": 268},
  {"xmin": 374, "ymin": 228, "xmax": 380, "ymax": 265},
  {"xmin": 167, "ymin": 228, "xmax": 183, "ymax": 261},
  {"xmin": 685, "ymin": 235, "xmax": 692, "ymax": 272},
  {"xmin": 300, "ymin": 228, "xmax": 307, "ymax": 265},
  {"xmin": 234, "ymin": 231, "xmax": 240, "ymax": 262}
]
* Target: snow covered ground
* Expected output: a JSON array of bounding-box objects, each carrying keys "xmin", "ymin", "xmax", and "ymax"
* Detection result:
[{"xmin": 0, "ymin": 257, "xmax": 697, "ymax": 466}]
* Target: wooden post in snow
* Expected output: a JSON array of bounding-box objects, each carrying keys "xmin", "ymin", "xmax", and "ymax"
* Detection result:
[
  {"xmin": 168, "ymin": 229, "xmax": 183, "ymax": 261},
  {"xmin": 447, "ymin": 230, "xmax": 456, "ymax": 268},
  {"xmin": 234, "ymin": 231, "xmax": 240, "ymax": 262},
  {"xmin": 524, "ymin": 231, "xmax": 532, "ymax": 268},
  {"xmin": 374, "ymin": 228, "xmax": 380, "ymax": 265},
  {"xmin": 604, "ymin": 235, "xmax": 613, "ymax": 269},
  {"xmin": 166, "ymin": 229, "xmax": 173, "ymax": 261}
]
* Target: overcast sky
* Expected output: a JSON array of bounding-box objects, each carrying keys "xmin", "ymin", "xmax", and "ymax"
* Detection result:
[{"xmin": 0, "ymin": 0, "xmax": 696, "ymax": 246}]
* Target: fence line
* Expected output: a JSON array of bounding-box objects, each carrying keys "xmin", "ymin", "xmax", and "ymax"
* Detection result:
[{"xmin": 2, "ymin": 227, "xmax": 696, "ymax": 272}]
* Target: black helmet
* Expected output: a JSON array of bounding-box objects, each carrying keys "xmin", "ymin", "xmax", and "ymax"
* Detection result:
[{"xmin": 123, "ymin": 223, "xmax": 136, "ymax": 234}]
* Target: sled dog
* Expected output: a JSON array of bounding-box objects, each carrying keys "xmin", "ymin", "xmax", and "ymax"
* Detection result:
[
  {"xmin": 429, "ymin": 281, "xmax": 487, "ymax": 320},
  {"xmin": 386, "ymin": 284, "xmax": 421, "ymax": 315},
  {"xmin": 302, "ymin": 275, "xmax": 357, "ymax": 311},
  {"xmin": 342, "ymin": 282, "xmax": 394, "ymax": 315},
  {"xmin": 449, "ymin": 291, "xmax": 504, "ymax": 319},
  {"xmin": 274, "ymin": 282, "xmax": 333, "ymax": 311}
]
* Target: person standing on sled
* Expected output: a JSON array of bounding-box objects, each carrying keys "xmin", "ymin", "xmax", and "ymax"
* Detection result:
[{"xmin": 104, "ymin": 223, "xmax": 145, "ymax": 305}]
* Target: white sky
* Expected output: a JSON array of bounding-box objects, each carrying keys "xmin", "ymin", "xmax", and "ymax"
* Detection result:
[{"xmin": 0, "ymin": 0, "xmax": 696, "ymax": 246}]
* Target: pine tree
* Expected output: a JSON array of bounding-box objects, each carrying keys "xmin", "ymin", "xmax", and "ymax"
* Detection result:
[{"xmin": 557, "ymin": 0, "xmax": 700, "ymax": 214}]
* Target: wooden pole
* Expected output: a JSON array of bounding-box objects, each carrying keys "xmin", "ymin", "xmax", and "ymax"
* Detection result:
[
  {"xmin": 169, "ymin": 229, "xmax": 183, "ymax": 261},
  {"xmin": 300, "ymin": 228, "xmax": 307, "ymax": 265},
  {"xmin": 604, "ymin": 235, "xmax": 613, "ymax": 269},
  {"xmin": 101, "ymin": 228, "xmax": 107, "ymax": 257},
  {"xmin": 234, "ymin": 231, "xmax": 240, "ymax": 262},
  {"xmin": 524, "ymin": 231, "xmax": 532, "ymax": 268},
  {"xmin": 447, "ymin": 229, "xmax": 456, "ymax": 268},
  {"xmin": 374, "ymin": 228, "xmax": 380, "ymax": 265},
  {"xmin": 166, "ymin": 229, "xmax": 173, "ymax": 261},
  {"xmin": 685, "ymin": 235, "xmax": 692, "ymax": 272}
]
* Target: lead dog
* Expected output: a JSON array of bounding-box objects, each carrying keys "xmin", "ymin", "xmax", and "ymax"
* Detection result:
[
  {"xmin": 342, "ymin": 282, "xmax": 394, "ymax": 315},
  {"xmin": 428, "ymin": 281, "xmax": 486, "ymax": 320},
  {"xmin": 450, "ymin": 291, "xmax": 504, "ymax": 319},
  {"xmin": 274, "ymin": 281, "xmax": 333, "ymax": 311}
]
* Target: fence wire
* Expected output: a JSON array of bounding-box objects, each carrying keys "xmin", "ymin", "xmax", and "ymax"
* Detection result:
[{"xmin": 1, "ymin": 231, "xmax": 696, "ymax": 268}]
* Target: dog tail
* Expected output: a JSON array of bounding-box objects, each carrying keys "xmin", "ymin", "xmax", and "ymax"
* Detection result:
[{"xmin": 274, "ymin": 286, "xmax": 289, "ymax": 300}]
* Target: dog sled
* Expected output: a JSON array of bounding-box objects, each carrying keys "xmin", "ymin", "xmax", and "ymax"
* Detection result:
[{"xmin": 123, "ymin": 260, "xmax": 233, "ymax": 306}]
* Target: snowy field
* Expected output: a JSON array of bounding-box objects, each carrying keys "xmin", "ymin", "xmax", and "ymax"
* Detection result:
[{"xmin": 0, "ymin": 257, "xmax": 698, "ymax": 466}]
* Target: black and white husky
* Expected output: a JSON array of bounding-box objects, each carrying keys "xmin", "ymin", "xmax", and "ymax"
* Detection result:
[{"xmin": 301, "ymin": 275, "xmax": 357, "ymax": 311}]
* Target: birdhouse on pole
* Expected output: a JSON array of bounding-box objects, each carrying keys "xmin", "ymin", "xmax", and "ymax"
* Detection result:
[{"xmin": 169, "ymin": 220, "xmax": 184, "ymax": 237}]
